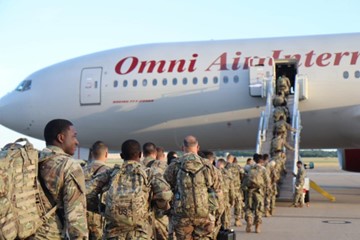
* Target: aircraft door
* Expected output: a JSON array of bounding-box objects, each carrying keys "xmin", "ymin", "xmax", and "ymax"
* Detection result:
[{"xmin": 80, "ymin": 67, "xmax": 102, "ymax": 105}]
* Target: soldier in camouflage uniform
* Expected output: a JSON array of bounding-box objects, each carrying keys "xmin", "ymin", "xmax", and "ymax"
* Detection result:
[
  {"xmin": 277, "ymin": 75, "xmax": 291, "ymax": 96},
  {"xmin": 31, "ymin": 119, "xmax": 88, "ymax": 239},
  {"xmin": 273, "ymin": 115, "xmax": 296, "ymax": 139},
  {"xmin": 142, "ymin": 142, "xmax": 157, "ymax": 167},
  {"xmin": 292, "ymin": 161, "xmax": 306, "ymax": 207},
  {"xmin": 216, "ymin": 158, "xmax": 234, "ymax": 229},
  {"xmin": 263, "ymin": 154, "xmax": 277, "ymax": 217},
  {"xmin": 272, "ymin": 91, "xmax": 287, "ymax": 107},
  {"xmin": 270, "ymin": 134, "xmax": 295, "ymax": 157},
  {"xmin": 164, "ymin": 136, "xmax": 220, "ymax": 240},
  {"xmin": 199, "ymin": 150, "xmax": 224, "ymax": 239},
  {"xmin": 83, "ymin": 141, "xmax": 111, "ymax": 240},
  {"xmin": 150, "ymin": 146, "xmax": 170, "ymax": 240},
  {"xmin": 225, "ymin": 154, "xmax": 244, "ymax": 227},
  {"xmin": 242, "ymin": 154, "xmax": 270, "ymax": 233},
  {"xmin": 86, "ymin": 139, "xmax": 172, "ymax": 239}
]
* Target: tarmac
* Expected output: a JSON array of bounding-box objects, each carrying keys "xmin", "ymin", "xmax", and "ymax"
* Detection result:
[{"xmin": 232, "ymin": 166, "xmax": 360, "ymax": 240}]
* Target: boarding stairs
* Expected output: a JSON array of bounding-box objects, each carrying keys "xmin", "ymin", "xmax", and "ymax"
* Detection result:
[{"xmin": 254, "ymin": 74, "xmax": 308, "ymax": 201}]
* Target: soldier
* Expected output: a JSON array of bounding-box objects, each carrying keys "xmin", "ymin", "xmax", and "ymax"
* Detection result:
[
  {"xmin": 142, "ymin": 142, "xmax": 157, "ymax": 167},
  {"xmin": 199, "ymin": 150, "xmax": 224, "ymax": 239},
  {"xmin": 225, "ymin": 154, "xmax": 244, "ymax": 227},
  {"xmin": 164, "ymin": 136, "xmax": 219, "ymax": 240},
  {"xmin": 277, "ymin": 75, "xmax": 291, "ymax": 96},
  {"xmin": 32, "ymin": 119, "xmax": 88, "ymax": 239},
  {"xmin": 150, "ymin": 146, "xmax": 170, "ymax": 240},
  {"xmin": 263, "ymin": 154, "xmax": 276, "ymax": 217},
  {"xmin": 216, "ymin": 158, "xmax": 234, "ymax": 230},
  {"xmin": 292, "ymin": 161, "xmax": 306, "ymax": 207},
  {"xmin": 273, "ymin": 115, "xmax": 296, "ymax": 139},
  {"xmin": 83, "ymin": 141, "xmax": 111, "ymax": 240},
  {"xmin": 86, "ymin": 139, "xmax": 173, "ymax": 239},
  {"xmin": 272, "ymin": 91, "xmax": 287, "ymax": 107},
  {"xmin": 270, "ymin": 134, "xmax": 295, "ymax": 157},
  {"xmin": 242, "ymin": 154, "xmax": 270, "ymax": 233}
]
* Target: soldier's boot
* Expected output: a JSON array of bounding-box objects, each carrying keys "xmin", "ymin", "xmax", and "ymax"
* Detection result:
[
  {"xmin": 255, "ymin": 223, "xmax": 261, "ymax": 233},
  {"xmin": 270, "ymin": 208, "xmax": 274, "ymax": 216},
  {"xmin": 246, "ymin": 222, "xmax": 252, "ymax": 233},
  {"xmin": 265, "ymin": 209, "xmax": 271, "ymax": 217},
  {"xmin": 235, "ymin": 219, "xmax": 242, "ymax": 227}
]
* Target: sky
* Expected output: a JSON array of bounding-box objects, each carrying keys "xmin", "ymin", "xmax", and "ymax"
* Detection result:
[{"xmin": 0, "ymin": 0, "xmax": 359, "ymax": 149}]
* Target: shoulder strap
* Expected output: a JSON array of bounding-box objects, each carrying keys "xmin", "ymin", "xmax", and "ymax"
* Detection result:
[{"xmin": 93, "ymin": 164, "xmax": 106, "ymax": 176}]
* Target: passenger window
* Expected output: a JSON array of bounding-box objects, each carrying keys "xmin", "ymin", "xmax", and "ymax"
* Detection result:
[
  {"xmin": 123, "ymin": 80, "xmax": 128, "ymax": 87},
  {"xmin": 213, "ymin": 76, "xmax": 219, "ymax": 84},
  {"xmin": 223, "ymin": 76, "xmax": 229, "ymax": 84},
  {"xmin": 355, "ymin": 71, "xmax": 360, "ymax": 78},
  {"xmin": 233, "ymin": 75, "xmax": 240, "ymax": 83},
  {"xmin": 16, "ymin": 80, "xmax": 32, "ymax": 92},
  {"xmin": 143, "ymin": 79, "xmax": 148, "ymax": 86},
  {"xmin": 152, "ymin": 79, "xmax": 158, "ymax": 86},
  {"xmin": 163, "ymin": 78, "xmax": 168, "ymax": 86},
  {"xmin": 193, "ymin": 77, "xmax": 198, "ymax": 85},
  {"xmin": 113, "ymin": 80, "xmax": 118, "ymax": 88},
  {"xmin": 172, "ymin": 78, "xmax": 178, "ymax": 85},
  {"xmin": 133, "ymin": 80, "xmax": 138, "ymax": 87},
  {"xmin": 203, "ymin": 77, "xmax": 208, "ymax": 84},
  {"xmin": 343, "ymin": 71, "xmax": 349, "ymax": 79},
  {"xmin": 182, "ymin": 77, "xmax": 188, "ymax": 85}
]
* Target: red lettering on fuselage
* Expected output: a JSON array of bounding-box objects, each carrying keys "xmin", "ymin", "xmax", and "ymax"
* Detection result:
[{"xmin": 114, "ymin": 49, "xmax": 360, "ymax": 75}]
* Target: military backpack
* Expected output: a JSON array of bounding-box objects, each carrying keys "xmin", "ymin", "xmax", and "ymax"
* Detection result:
[
  {"xmin": 0, "ymin": 139, "xmax": 57, "ymax": 240},
  {"xmin": 104, "ymin": 162, "xmax": 150, "ymax": 230},
  {"xmin": 174, "ymin": 154, "xmax": 211, "ymax": 218},
  {"xmin": 245, "ymin": 165, "xmax": 265, "ymax": 189}
]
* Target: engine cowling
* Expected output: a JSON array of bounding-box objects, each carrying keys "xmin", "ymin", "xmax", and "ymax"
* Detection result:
[{"xmin": 337, "ymin": 149, "xmax": 360, "ymax": 172}]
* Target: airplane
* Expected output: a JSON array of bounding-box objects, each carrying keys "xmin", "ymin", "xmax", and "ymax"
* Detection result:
[{"xmin": 0, "ymin": 33, "xmax": 360, "ymax": 172}]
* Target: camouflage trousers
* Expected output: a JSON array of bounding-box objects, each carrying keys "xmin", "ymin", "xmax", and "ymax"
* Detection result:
[
  {"xmin": 265, "ymin": 184, "xmax": 277, "ymax": 212},
  {"xmin": 87, "ymin": 211, "xmax": 103, "ymax": 240},
  {"xmin": 172, "ymin": 215, "xmax": 215, "ymax": 240},
  {"xmin": 244, "ymin": 188, "xmax": 264, "ymax": 225},
  {"xmin": 221, "ymin": 202, "xmax": 231, "ymax": 229},
  {"xmin": 233, "ymin": 191, "xmax": 243, "ymax": 220},
  {"xmin": 293, "ymin": 185, "xmax": 304, "ymax": 206}
]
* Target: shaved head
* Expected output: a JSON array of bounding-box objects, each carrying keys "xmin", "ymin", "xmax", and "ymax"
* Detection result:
[{"xmin": 183, "ymin": 135, "xmax": 199, "ymax": 153}]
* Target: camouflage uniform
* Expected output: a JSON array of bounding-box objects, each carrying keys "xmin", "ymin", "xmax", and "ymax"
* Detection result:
[
  {"xmin": 142, "ymin": 156, "xmax": 155, "ymax": 168},
  {"xmin": 149, "ymin": 160, "xmax": 169, "ymax": 240},
  {"xmin": 277, "ymin": 76, "xmax": 291, "ymax": 95},
  {"xmin": 83, "ymin": 160, "xmax": 111, "ymax": 240},
  {"xmin": 31, "ymin": 145, "xmax": 88, "ymax": 240},
  {"xmin": 272, "ymin": 94, "xmax": 286, "ymax": 107},
  {"xmin": 219, "ymin": 168, "xmax": 234, "ymax": 229},
  {"xmin": 273, "ymin": 119, "xmax": 295, "ymax": 139},
  {"xmin": 270, "ymin": 135, "xmax": 294, "ymax": 157},
  {"xmin": 293, "ymin": 167, "xmax": 306, "ymax": 206},
  {"xmin": 225, "ymin": 162, "xmax": 243, "ymax": 226},
  {"xmin": 210, "ymin": 166, "xmax": 224, "ymax": 239},
  {"xmin": 242, "ymin": 164, "xmax": 270, "ymax": 232},
  {"xmin": 264, "ymin": 161, "xmax": 277, "ymax": 216},
  {"xmin": 86, "ymin": 160, "xmax": 172, "ymax": 239},
  {"xmin": 164, "ymin": 153, "xmax": 220, "ymax": 240}
]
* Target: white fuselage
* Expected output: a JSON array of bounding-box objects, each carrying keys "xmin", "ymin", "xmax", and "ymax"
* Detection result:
[{"xmin": 1, "ymin": 33, "xmax": 360, "ymax": 151}]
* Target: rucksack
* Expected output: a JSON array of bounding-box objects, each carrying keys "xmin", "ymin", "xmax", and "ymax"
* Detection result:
[
  {"xmin": 174, "ymin": 154, "xmax": 211, "ymax": 218},
  {"xmin": 278, "ymin": 77, "xmax": 287, "ymax": 87},
  {"xmin": 246, "ymin": 165, "xmax": 265, "ymax": 189},
  {"xmin": 104, "ymin": 162, "xmax": 150, "ymax": 230},
  {"xmin": 0, "ymin": 138, "xmax": 56, "ymax": 240}
]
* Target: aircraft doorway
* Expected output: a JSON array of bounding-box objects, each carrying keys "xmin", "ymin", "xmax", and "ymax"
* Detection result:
[
  {"xmin": 274, "ymin": 59, "xmax": 298, "ymax": 95},
  {"xmin": 80, "ymin": 67, "xmax": 102, "ymax": 105}
]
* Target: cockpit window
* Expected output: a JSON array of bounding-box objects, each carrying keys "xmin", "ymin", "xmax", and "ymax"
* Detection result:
[{"xmin": 16, "ymin": 80, "xmax": 32, "ymax": 92}]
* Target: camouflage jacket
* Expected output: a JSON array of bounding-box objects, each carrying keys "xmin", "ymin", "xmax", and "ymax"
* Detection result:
[
  {"xmin": 295, "ymin": 167, "xmax": 306, "ymax": 188},
  {"xmin": 82, "ymin": 160, "xmax": 110, "ymax": 237},
  {"xmin": 86, "ymin": 160, "xmax": 172, "ymax": 238},
  {"xmin": 34, "ymin": 146, "xmax": 88, "ymax": 240},
  {"xmin": 225, "ymin": 162, "xmax": 243, "ymax": 191},
  {"xmin": 220, "ymin": 168, "xmax": 235, "ymax": 205}
]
